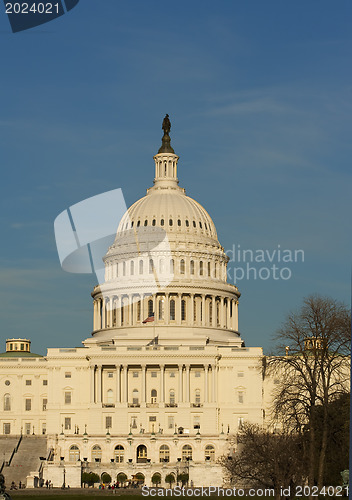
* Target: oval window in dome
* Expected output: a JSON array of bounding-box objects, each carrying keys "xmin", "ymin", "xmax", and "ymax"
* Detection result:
[
  {"xmin": 161, "ymin": 219, "xmax": 164, "ymax": 226},
  {"xmin": 144, "ymin": 220, "xmax": 148, "ymax": 226},
  {"xmin": 185, "ymin": 220, "xmax": 189, "ymax": 227},
  {"xmin": 199, "ymin": 221, "xmax": 202, "ymax": 229},
  {"xmin": 152, "ymin": 219, "xmax": 156, "ymax": 226},
  {"xmin": 177, "ymin": 219, "xmax": 181, "ymax": 226},
  {"xmin": 169, "ymin": 219, "xmax": 173, "ymax": 226},
  {"xmin": 137, "ymin": 220, "xmax": 141, "ymax": 227},
  {"xmin": 193, "ymin": 221, "xmax": 196, "ymax": 228},
  {"xmin": 204, "ymin": 223, "xmax": 208, "ymax": 230}
]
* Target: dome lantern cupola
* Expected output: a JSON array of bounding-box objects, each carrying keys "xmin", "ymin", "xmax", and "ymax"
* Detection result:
[{"xmin": 153, "ymin": 114, "xmax": 180, "ymax": 189}]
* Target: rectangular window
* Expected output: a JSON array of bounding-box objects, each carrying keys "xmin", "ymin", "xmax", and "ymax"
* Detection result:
[
  {"xmin": 65, "ymin": 372, "xmax": 71, "ymax": 378},
  {"xmin": 149, "ymin": 416, "xmax": 157, "ymax": 422},
  {"xmin": 43, "ymin": 380, "xmax": 48, "ymax": 386},
  {"xmin": 3, "ymin": 423, "xmax": 10, "ymax": 435},
  {"xmin": 151, "ymin": 371, "xmax": 157, "ymax": 378},
  {"xmin": 168, "ymin": 416, "xmax": 174, "ymax": 429},
  {"xmin": 42, "ymin": 423, "xmax": 46, "ymax": 435},
  {"xmin": 105, "ymin": 416, "xmax": 112, "ymax": 429},
  {"xmin": 64, "ymin": 417, "xmax": 71, "ymax": 430},
  {"xmin": 238, "ymin": 392, "xmax": 244, "ymax": 404},
  {"xmin": 238, "ymin": 372, "xmax": 244, "ymax": 377},
  {"xmin": 193, "ymin": 416, "xmax": 200, "ymax": 429},
  {"xmin": 133, "ymin": 372, "xmax": 139, "ymax": 378},
  {"xmin": 64, "ymin": 392, "xmax": 72, "ymax": 404},
  {"xmin": 108, "ymin": 372, "xmax": 114, "ymax": 378},
  {"xmin": 195, "ymin": 372, "xmax": 201, "ymax": 378},
  {"xmin": 42, "ymin": 399, "xmax": 47, "ymax": 411},
  {"xmin": 25, "ymin": 380, "xmax": 32, "ymax": 386},
  {"xmin": 25, "ymin": 423, "xmax": 31, "ymax": 435},
  {"xmin": 25, "ymin": 398, "xmax": 32, "ymax": 411}
]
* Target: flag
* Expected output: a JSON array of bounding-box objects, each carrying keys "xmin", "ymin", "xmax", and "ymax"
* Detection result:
[{"xmin": 142, "ymin": 312, "xmax": 154, "ymax": 324}]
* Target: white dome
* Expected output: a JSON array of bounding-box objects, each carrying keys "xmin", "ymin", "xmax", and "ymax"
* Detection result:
[{"xmin": 116, "ymin": 189, "xmax": 218, "ymax": 243}]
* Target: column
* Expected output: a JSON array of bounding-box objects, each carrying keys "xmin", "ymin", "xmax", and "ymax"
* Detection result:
[
  {"xmin": 90, "ymin": 366, "xmax": 95, "ymax": 403},
  {"xmin": 96, "ymin": 366, "xmax": 102, "ymax": 403},
  {"xmin": 93, "ymin": 301, "xmax": 97, "ymax": 330},
  {"xmin": 109, "ymin": 298, "xmax": 113, "ymax": 328},
  {"xmin": 102, "ymin": 300, "xmax": 106, "ymax": 329},
  {"xmin": 227, "ymin": 299, "xmax": 231, "ymax": 330},
  {"xmin": 204, "ymin": 365, "xmax": 208, "ymax": 403},
  {"xmin": 160, "ymin": 365, "xmax": 165, "ymax": 403},
  {"xmin": 212, "ymin": 296, "xmax": 216, "ymax": 328},
  {"xmin": 178, "ymin": 365, "xmax": 183, "ymax": 403},
  {"xmin": 211, "ymin": 365, "xmax": 216, "ymax": 403},
  {"xmin": 235, "ymin": 301, "xmax": 239, "ymax": 330},
  {"xmin": 165, "ymin": 294, "xmax": 169, "ymax": 326},
  {"xmin": 202, "ymin": 295, "xmax": 206, "ymax": 326},
  {"xmin": 176, "ymin": 294, "xmax": 182, "ymax": 325},
  {"xmin": 116, "ymin": 365, "xmax": 121, "ymax": 403},
  {"xmin": 185, "ymin": 365, "xmax": 190, "ymax": 403},
  {"xmin": 189, "ymin": 295, "xmax": 194, "ymax": 327},
  {"xmin": 97, "ymin": 299, "xmax": 102, "ymax": 329},
  {"xmin": 142, "ymin": 365, "xmax": 146, "ymax": 403},
  {"xmin": 220, "ymin": 297, "xmax": 224, "ymax": 328},
  {"xmin": 123, "ymin": 365, "xmax": 128, "ymax": 403}
]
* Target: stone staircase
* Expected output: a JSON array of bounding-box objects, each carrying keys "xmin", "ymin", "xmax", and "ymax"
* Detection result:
[
  {"xmin": 0, "ymin": 436, "xmax": 21, "ymax": 471},
  {"xmin": 2, "ymin": 436, "xmax": 47, "ymax": 486}
]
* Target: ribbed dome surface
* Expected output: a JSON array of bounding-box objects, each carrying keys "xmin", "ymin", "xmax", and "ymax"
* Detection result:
[{"xmin": 117, "ymin": 190, "xmax": 218, "ymax": 242}]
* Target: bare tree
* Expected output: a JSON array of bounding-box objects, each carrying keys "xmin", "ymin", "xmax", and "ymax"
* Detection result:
[
  {"xmin": 268, "ymin": 295, "xmax": 350, "ymax": 489},
  {"xmin": 221, "ymin": 423, "xmax": 306, "ymax": 500}
]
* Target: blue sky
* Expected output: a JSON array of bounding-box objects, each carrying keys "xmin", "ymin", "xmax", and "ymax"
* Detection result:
[{"xmin": 0, "ymin": 0, "xmax": 351, "ymax": 354}]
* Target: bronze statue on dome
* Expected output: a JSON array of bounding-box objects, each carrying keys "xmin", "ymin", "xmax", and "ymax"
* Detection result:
[{"xmin": 162, "ymin": 114, "xmax": 171, "ymax": 135}]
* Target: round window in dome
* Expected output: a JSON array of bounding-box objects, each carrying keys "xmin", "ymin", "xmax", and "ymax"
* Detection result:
[
  {"xmin": 177, "ymin": 219, "xmax": 181, "ymax": 226},
  {"xmin": 199, "ymin": 222, "xmax": 202, "ymax": 229},
  {"xmin": 152, "ymin": 219, "xmax": 156, "ymax": 226},
  {"xmin": 185, "ymin": 220, "xmax": 189, "ymax": 227},
  {"xmin": 5, "ymin": 380, "xmax": 10, "ymax": 386},
  {"xmin": 169, "ymin": 219, "xmax": 173, "ymax": 226},
  {"xmin": 161, "ymin": 219, "xmax": 164, "ymax": 226}
]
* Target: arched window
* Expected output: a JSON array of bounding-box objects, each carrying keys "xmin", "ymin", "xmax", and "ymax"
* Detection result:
[
  {"xmin": 92, "ymin": 445, "xmax": 102, "ymax": 462},
  {"xmin": 69, "ymin": 445, "xmax": 80, "ymax": 462},
  {"xmin": 148, "ymin": 299, "xmax": 153, "ymax": 316},
  {"xmin": 193, "ymin": 299, "xmax": 197, "ymax": 322},
  {"xmin": 123, "ymin": 262, "xmax": 126, "ymax": 276},
  {"xmin": 106, "ymin": 389, "xmax": 113, "ymax": 405},
  {"xmin": 151, "ymin": 389, "xmax": 157, "ymax": 404},
  {"xmin": 181, "ymin": 299, "xmax": 186, "ymax": 321},
  {"xmin": 144, "ymin": 220, "xmax": 148, "ymax": 226},
  {"xmin": 177, "ymin": 219, "xmax": 181, "ymax": 226},
  {"xmin": 209, "ymin": 301, "xmax": 213, "ymax": 323},
  {"xmin": 132, "ymin": 389, "xmax": 139, "ymax": 406},
  {"xmin": 137, "ymin": 444, "xmax": 148, "ymax": 463},
  {"xmin": 4, "ymin": 394, "xmax": 10, "ymax": 411},
  {"xmin": 158, "ymin": 298, "xmax": 164, "ymax": 320},
  {"xmin": 139, "ymin": 260, "xmax": 143, "ymax": 275},
  {"xmin": 169, "ymin": 219, "xmax": 173, "ymax": 226},
  {"xmin": 180, "ymin": 259, "xmax": 185, "ymax": 275},
  {"xmin": 137, "ymin": 300, "xmax": 141, "ymax": 321},
  {"xmin": 208, "ymin": 262, "xmax": 211, "ymax": 277},
  {"xmin": 205, "ymin": 445, "xmax": 215, "ymax": 462},
  {"xmin": 152, "ymin": 219, "xmax": 156, "ymax": 226},
  {"xmin": 149, "ymin": 259, "xmax": 154, "ymax": 274},
  {"xmin": 214, "ymin": 263, "xmax": 217, "ymax": 278},
  {"xmin": 114, "ymin": 445, "xmax": 124, "ymax": 463},
  {"xmin": 160, "ymin": 219, "xmax": 164, "ymax": 226},
  {"xmin": 137, "ymin": 220, "xmax": 141, "ymax": 227},
  {"xmin": 182, "ymin": 444, "xmax": 192, "ymax": 460},
  {"xmin": 169, "ymin": 389, "xmax": 175, "ymax": 405},
  {"xmin": 130, "ymin": 261, "xmax": 134, "ymax": 276},
  {"xmin": 159, "ymin": 444, "xmax": 170, "ymax": 463},
  {"xmin": 193, "ymin": 221, "xmax": 196, "ymax": 228},
  {"xmin": 195, "ymin": 389, "xmax": 201, "ymax": 404},
  {"xmin": 199, "ymin": 261, "xmax": 203, "ymax": 276},
  {"xmin": 170, "ymin": 299, "xmax": 175, "ymax": 321},
  {"xmin": 217, "ymin": 301, "xmax": 220, "ymax": 327},
  {"xmin": 190, "ymin": 260, "xmax": 195, "ymax": 275},
  {"xmin": 170, "ymin": 259, "xmax": 174, "ymax": 274},
  {"xmin": 185, "ymin": 220, "xmax": 189, "ymax": 227}
]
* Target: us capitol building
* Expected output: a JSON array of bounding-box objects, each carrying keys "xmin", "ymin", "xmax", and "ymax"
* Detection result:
[{"xmin": 0, "ymin": 117, "xmax": 273, "ymax": 488}]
